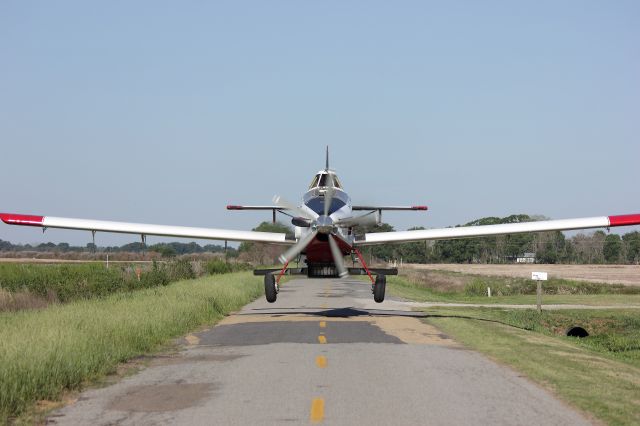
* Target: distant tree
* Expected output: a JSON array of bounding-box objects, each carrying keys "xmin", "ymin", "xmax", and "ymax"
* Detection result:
[
  {"xmin": 119, "ymin": 242, "xmax": 146, "ymax": 252},
  {"xmin": 396, "ymin": 227, "xmax": 429, "ymax": 263},
  {"xmin": 0, "ymin": 239, "xmax": 14, "ymax": 250},
  {"xmin": 603, "ymin": 234, "xmax": 622, "ymax": 263},
  {"xmin": 622, "ymin": 231, "xmax": 640, "ymax": 264},
  {"xmin": 239, "ymin": 222, "xmax": 292, "ymax": 265},
  {"xmin": 149, "ymin": 244, "xmax": 177, "ymax": 258}
]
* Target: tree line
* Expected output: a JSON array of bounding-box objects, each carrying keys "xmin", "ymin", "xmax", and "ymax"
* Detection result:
[
  {"xmin": 0, "ymin": 240, "xmax": 234, "ymax": 258},
  {"xmin": 356, "ymin": 215, "xmax": 640, "ymax": 264}
]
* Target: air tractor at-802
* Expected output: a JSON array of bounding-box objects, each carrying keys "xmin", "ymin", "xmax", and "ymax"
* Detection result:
[{"xmin": 3, "ymin": 147, "xmax": 640, "ymax": 304}]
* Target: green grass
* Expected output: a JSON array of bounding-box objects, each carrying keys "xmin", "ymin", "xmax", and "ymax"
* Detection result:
[
  {"xmin": 428, "ymin": 307, "xmax": 640, "ymax": 365},
  {"xmin": 0, "ymin": 260, "xmax": 252, "ymax": 306},
  {"xmin": 388, "ymin": 275, "xmax": 640, "ymax": 306},
  {"xmin": 426, "ymin": 308, "xmax": 640, "ymax": 425},
  {"xmin": 390, "ymin": 272, "xmax": 640, "ymax": 424},
  {"xmin": 0, "ymin": 271, "xmax": 262, "ymax": 422}
]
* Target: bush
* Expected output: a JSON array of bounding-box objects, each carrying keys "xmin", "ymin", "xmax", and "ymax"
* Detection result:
[{"xmin": 205, "ymin": 259, "xmax": 251, "ymax": 275}]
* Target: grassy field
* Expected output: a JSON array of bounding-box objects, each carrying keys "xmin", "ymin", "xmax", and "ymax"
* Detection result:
[
  {"xmin": 388, "ymin": 268, "xmax": 640, "ymax": 424},
  {"xmin": 404, "ymin": 263, "xmax": 640, "ymax": 286},
  {"xmin": 388, "ymin": 271, "xmax": 640, "ymax": 306},
  {"xmin": 427, "ymin": 308, "xmax": 640, "ymax": 425},
  {"xmin": 0, "ymin": 271, "xmax": 261, "ymax": 422},
  {"xmin": 0, "ymin": 259, "xmax": 250, "ymax": 311}
]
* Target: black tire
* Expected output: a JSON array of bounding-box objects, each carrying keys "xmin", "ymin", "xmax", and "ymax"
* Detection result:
[
  {"xmin": 373, "ymin": 274, "xmax": 386, "ymax": 303},
  {"xmin": 264, "ymin": 274, "xmax": 277, "ymax": 303}
]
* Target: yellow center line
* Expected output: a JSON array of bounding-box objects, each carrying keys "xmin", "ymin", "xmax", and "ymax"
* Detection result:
[
  {"xmin": 310, "ymin": 398, "xmax": 325, "ymax": 423},
  {"xmin": 317, "ymin": 335, "xmax": 327, "ymax": 344},
  {"xmin": 315, "ymin": 355, "xmax": 327, "ymax": 368},
  {"xmin": 319, "ymin": 321, "xmax": 326, "ymax": 328}
]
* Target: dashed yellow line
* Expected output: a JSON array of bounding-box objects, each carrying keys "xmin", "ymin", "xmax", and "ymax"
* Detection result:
[
  {"xmin": 317, "ymin": 335, "xmax": 327, "ymax": 344},
  {"xmin": 319, "ymin": 321, "xmax": 326, "ymax": 328},
  {"xmin": 315, "ymin": 355, "xmax": 327, "ymax": 368},
  {"xmin": 310, "ymin": 397, "xmax": 325, "ymax": 423}
]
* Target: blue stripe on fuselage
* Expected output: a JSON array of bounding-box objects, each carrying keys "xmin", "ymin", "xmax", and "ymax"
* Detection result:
[{"xmin": 305, "ymin": 196, "xmax": 346, "ymax": 216}]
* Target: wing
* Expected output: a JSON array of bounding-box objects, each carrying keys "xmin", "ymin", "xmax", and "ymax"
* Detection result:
[
  {"xmin": 352, "ymin": 205, "xmax": 428, "ymax": 211},
  {"xmin": 355, "ymin": 214, "xmax": 640, "ymax": 245},
  {"xmin": 0, "ymin": 213, "xmax": 294, "ymax": 244},
  {"xmin": 226, "ymin": 205, "xmax": 281, "ymax": 211}
]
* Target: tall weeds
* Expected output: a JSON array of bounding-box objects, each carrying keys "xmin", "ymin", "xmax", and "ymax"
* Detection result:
[{"xmin": 0, "ymin": 272, "xmax": 261, "ymax": 421}]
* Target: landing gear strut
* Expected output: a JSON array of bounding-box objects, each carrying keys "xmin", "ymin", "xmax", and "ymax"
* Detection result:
[
  {"xmin": 264, "ymin": 274, "xmax": 278, "ymax": 303},
  {"xmin": 373, "ymin": 274, "xmax": 386, "ymax": 303}
]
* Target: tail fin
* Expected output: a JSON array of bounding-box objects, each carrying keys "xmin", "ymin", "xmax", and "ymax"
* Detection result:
[{"xmin": 325, "ymin": 146, "xmax": 329, "ymax": 170}]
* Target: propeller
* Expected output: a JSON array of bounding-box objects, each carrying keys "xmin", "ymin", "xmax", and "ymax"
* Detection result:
[
  {"xmin": 328, "ymin": 234, "xmax": 348, "ymax": 278},
  {"xmin": 323, "ymin": 172, "xmax": 335, "ymax": 217},
  {"xmin": 275, "ymin": 154, "xmax": 349, "ymax": 277},
  {"xmin": 279, "ymin": 229, "xmax": 318, "ymax": 264},
  {"xmin": 273, "ymin": 195, "xmax": 318, "ymax": 221}
]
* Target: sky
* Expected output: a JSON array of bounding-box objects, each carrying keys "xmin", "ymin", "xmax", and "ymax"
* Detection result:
[{"xmin": 1, "ymin": 1, "xmax": 639, "ymax": 247}]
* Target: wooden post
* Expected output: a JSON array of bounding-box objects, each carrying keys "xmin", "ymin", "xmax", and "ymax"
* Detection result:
[{"xmin": 532, "ymin": 272, "xmax": 547, "ymax": 313}]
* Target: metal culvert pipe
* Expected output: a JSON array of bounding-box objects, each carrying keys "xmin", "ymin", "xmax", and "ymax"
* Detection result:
[{"xmin": 566, "ymin": 326, "xmax": 589, "ymax": 338}]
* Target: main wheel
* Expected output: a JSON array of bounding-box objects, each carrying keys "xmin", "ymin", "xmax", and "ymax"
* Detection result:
[
  {"xmin": 264, "ymin": 274, "xmax": 277, "ymax": 303},
  {"xmin": 373, "ymin": 274, "xmax": 386, "ymax": 303}
]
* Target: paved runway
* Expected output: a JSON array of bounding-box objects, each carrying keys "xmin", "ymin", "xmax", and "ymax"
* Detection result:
[{"xmin": 48, "ymin": 278, "xmax": 590, "ymax": 425}]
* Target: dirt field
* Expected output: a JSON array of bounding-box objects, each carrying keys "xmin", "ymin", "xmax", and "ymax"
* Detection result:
[{"xmin": 403, "ymin": 264, "xmax": 640, "ymax": 286}]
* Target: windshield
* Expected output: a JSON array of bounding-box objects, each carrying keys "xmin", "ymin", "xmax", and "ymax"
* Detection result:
[
  {"xmin": 310, "ymin": 173, "xmax": 342, "ymax": 189},
  {"xmin": 313, "ymin": 173, "xmax": 342, "ymax": 189},
  {"xmin": 308, "ymin": 175, "xmax": 320, "ymax": 189}
]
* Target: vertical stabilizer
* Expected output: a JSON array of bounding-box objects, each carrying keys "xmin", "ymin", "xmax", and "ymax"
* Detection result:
[{"xmin": 325, "ymin": 146, "xmax": 329, "ymax": 171}]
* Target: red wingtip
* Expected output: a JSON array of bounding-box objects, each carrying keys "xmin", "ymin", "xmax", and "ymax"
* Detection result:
[
  {"xmin": 0, "ymin": 213, "xmax": 44, "ymax": 227},
  {"xmin": 608, "ymin": 214, "xmax": 640, "ymax": 227},
  {"xmin": 412, "ymin": 206, "xmax": 429, "ymax": 211},
  {"xmin": 226, "ymin": 205, "xmax": 243, "ymax": 210}
]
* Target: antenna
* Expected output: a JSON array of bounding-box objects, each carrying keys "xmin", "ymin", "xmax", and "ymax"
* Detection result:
[{"xmin": 325, "ymin": 146, "xmax": 329, "ymax": 171}]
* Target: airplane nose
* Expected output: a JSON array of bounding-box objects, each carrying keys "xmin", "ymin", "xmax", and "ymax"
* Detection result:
[{"xmin": 315, "ymin": 215, "xmax": 334, "ymax": 234}]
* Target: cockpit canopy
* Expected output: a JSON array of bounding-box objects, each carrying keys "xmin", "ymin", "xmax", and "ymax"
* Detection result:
[{"xmin": 308, "ymin": 172, "xmax": 343, "ymax": 190}]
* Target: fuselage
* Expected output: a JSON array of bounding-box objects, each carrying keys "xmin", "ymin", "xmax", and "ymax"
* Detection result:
[{"xmin": 297, "ymin": 170, "xmax": 354, "ymax": 264}]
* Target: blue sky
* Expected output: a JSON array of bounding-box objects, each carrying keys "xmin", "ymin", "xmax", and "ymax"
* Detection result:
[{"xmin": 1, "ymin": 1, "xmax": 638, "ymax": 246}]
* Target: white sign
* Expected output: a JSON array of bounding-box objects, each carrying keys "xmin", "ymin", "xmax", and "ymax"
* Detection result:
[{"xmin": 532, "ymin": 272, "xmax": 548, "ymax": 281}]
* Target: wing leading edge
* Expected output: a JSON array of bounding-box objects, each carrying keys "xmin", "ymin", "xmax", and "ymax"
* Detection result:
[
  {"xmin": 0, "ymin": 213, "xmax": 294, "ymax": 244},
  {"xmin": 356, "ymin": 214, "xmax": 640, "ymax": 245}
]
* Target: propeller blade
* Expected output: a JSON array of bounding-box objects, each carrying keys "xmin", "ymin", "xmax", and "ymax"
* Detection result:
[
  {"xmin": 334, "ymin": 210, "xmax": 380, "ymax": 228},
  {"xmin": 324, "ymin": 173, "xmax": 335, "ymax": 217},
  {"xmin": 328, "ymin": 234, "xmax": 348, "ymax": 278},
  {"xmin": 278, "ymin": 230, "xmax": 318, "ymax": 264},
  {"xmin": 273, "ymin": 195, "xmax": 317, "ymax": 220}
]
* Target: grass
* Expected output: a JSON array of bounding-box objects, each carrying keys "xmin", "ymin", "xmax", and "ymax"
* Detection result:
[
  {"xmin": 388, "ymin": 270, "xmax": 640, "ymax": 424},
  {"xmin": 0, "ymin": 259, "xmax": 252, "ymax": 308},
  {"xmin": 0, "ymin": 271, "xmax": 262, "ymax": 422},
  {"xmin": 428, "ymin": 307, "xmax": 640, "ymax": 365},
  {"xmin": 426, "ymin": 307, "xmax": 640, "ymax": 425},
  {"xmin": 388, "ymin": 274, "xmax": 640, "ymax": 306}
]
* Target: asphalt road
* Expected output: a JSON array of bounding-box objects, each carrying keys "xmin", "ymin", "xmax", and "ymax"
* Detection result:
[{"xmin": 48, "ymin": 278, "xmax": 591, "ymax": 425}]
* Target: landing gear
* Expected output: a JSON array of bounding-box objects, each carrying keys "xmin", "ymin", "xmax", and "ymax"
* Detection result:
[
  {"xmin": 264, "ymin": 274, "xmax": 278, "ymax": 303},
  {"xmin": 373, "ymin": 274, "xmax": 386, "ymax": 303}
]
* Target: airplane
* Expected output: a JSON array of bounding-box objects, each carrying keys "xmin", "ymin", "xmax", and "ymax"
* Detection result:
[{"xmin": 2, "ymin": 147, "xmax": 640, "ymax": 304}]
